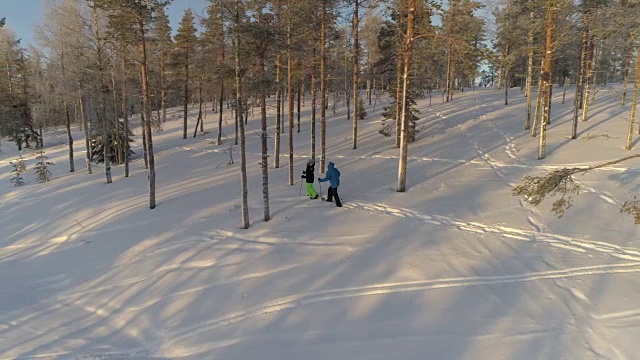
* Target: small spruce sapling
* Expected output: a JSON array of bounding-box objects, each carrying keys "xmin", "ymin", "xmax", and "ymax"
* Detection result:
[
  {"xmin": 17, "ymin": 155, "xmax": 26, "ymax": 172},
  {"xmin": 9, "ymin": 161, "xmax": 25, "ymax": 187},
  {"xmin": 357, "ymin": 97, "xmax": 367, "ymax": 120},
  {"xmin": 34, "ymin": 150, "xmax": 54, "ymax": 183}
]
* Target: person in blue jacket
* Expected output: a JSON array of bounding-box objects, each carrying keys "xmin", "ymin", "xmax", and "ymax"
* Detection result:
[{"xmin": 318, "ymin": 161, "xmax": 342, "ymax": 207}]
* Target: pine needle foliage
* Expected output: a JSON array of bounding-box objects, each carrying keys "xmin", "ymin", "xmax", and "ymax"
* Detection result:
[
  {"xmin": 513, "ymin": 154, "xmax": 640, "ymax": 222},
  {"xmin": 357, "ymin": 97, "xmax": 367, "ymax": 120},
  {"xmin": 621, "ymin": 197, "xmax": 640, "ymax": 224},
  {"xmin": 90, "ymin": 120, "xmax": 135, "ymax": 164},
  {"xmin": 380, "ymin": 81, "xmax": 419, "ymax": 142},
  {"xmin": 512, "ymin": 168, "xmax": 581, "ymax": 217},
  {"xmin": 15, "ymin": 155, "xmax": 26, "ymax": 172},
  {"xmin": 33, "ymin": 150, "xmax": 54, "ymax": 183},
  {"xmin": 9, "ymin": 159, "xmax": 25, "ymax": 187}
]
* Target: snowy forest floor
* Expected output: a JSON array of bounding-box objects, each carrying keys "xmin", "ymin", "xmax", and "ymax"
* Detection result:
[{"xmin": 2, "ymin": 84, "xmax": 640, "ymax": 359}]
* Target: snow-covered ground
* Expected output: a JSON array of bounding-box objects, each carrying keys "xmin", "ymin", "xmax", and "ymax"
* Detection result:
[{"xmin": 2, "ymin": 84, "xmax": 640, "ymax": 360}]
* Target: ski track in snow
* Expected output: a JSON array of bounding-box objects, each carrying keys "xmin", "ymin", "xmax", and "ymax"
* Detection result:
[
  {"xmin": 165, "ymin": 140, "xmax": 637, "ymax": 175},
  {"xmin": 554, "ymin": 278, "xmax": 628, "ymax": 360},
  {"xmin": 344, "ymin": 201, "xmax": 640, "ymax": 263},
  {"xmin": 459, "ymin": 114, "xmax": 510, "ymax": 182},
  {"xmin": 56, "ymin": 229, "xmax": 354, "ymax": 304},
  {"xmin": 161, "ymin": 262, "xmax": 640, "ymax": 348},
  {"xmin": 5, "ymin": 92, "xmax": 640, "ymax": 360},
  {"xmin": 159, "ymin": 196, "xmax": 640, "ymax": 347}
]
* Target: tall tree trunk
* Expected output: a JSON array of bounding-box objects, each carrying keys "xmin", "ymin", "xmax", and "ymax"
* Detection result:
[
  {"xmin": 581, "ymin": 35, "xmax": 595, "ymax": 122},
  {"xmin": 5, "ymin": 59, "xmax": 13, "ymax": 95},
  {"xmin": 525, "ymin": 11, "xmax": 534, "ymax": 130},
  {"xmin": 503, "ymin": 44, "xmax": 510, "ymax": 106},
  {"xmin": 161, "ymin": 52, "xmax": 167, "ymax": 123},
  {"xmin": 139, "ymin": 20, "xmax": 156, "ymax": 209},
  {"xmin": 311, "ymin": 50, "xmax": 317, "ymax": 160},
  {"xmin": 578, "ymin": 18, "xmax": 589, "ymax": 111},
  {"xmin": 61, "ymin": 48, "xmax": 74, "ymax": 172},
  {"xmin": 345, "ymin": 49, "xmax": 350, "ymax": 121},
  {"xmin": 395, "ymin": 54, "xmax": 402, "ymax": 148},
  {"xmin": 141, "ymin": 111, "xmax": 148, "ymax": 169},
  {"xmin": 79, "ymin": 88, "xmax": 92, "ymax": 174},
  {"xmin": 504, "ymin": 68, "xmax": 509, "ymax": 105},
  {"xmin": 532, "ymin": 58, "xmax": 544, "ymax": 137},
  {"xmin": 571, "ymin": 18, "xmax": 588, "ymax": 138},
  {"xmin": 245, "ymin": 98, "xmax": 249, "ymax": 125},
  {"xmin": 260, "ymin": 56, "xmax": 270, "ymax": 222},
  {"xmin": 101, "ymin": 87, "xmax": 112, "ymax": 183},
  {"xmin": 622, "ymin": 44, "xmax": 633, "ymax": 106},
  {"xmin": 538, "ymin": 2, "xmax": 554, "ymax": 160},
  {"xmin": 297, "ymin": 80, "xmax": 301, "ymax": 133},
  {"xmin": 234, "ymin": 9, "xmax": 249, "ymax": 229},
  {"xmin": 373, "ymin": 77, "xmax": 377, "ymax": 103},
  {"xmin": 274, "ymin": 54, "xmax": 281, "ymax": 168},
  {"xmin": 446, "ymin": 42, "xmax": 454, "ymax": 102},
  {"xmin": 217, "ymin": 47, "xmax": 225, "ymax": 145},
  {"xmin": 497, "ymin": 61, "xmax": 503, "ymax": 90},
  {"xmin": 92, "ymin": 9, "xmax": 111, "ymax": 182},
  {"xmin": 72, "ymin": 94, "xmax": 77, "ymax": 130},
  {"xmin": 397, "ymin": 0, "xmax": 416, "ymax": 193},
  {"xmin": 320, "ymin": 1, "xmax": 327, "ymax": 173},
  {"xmin": 547, "ymin": 72, "xmax": 554, "ymax": 125},
  {"xmin": 352, "ymin": 0, "xmax": 359, "ymax": 149},
  {"xmin": 234, "ymin": 92, "xmax": 239, "ymax": 145},
  {"xmin": 288, "ymin": 0, "xmax": 294, "ymax": 186},
  {"xmin": 183, "ymin": 52, "xmax": 189, "ymax": 139},
  {"xmin": 194, "ymin": 76, "xmax": 204, "ymax": 137},
  {"xmin": 122, "ymin": 58, "xmax": 129, "ymax": 178},
  {"xmin": 625, "ymin": 47, "xmax": 640, "ymax": 150},
  {"xmin": 592, "ymin": 41, "xmax": 599, "ymax": 103},
  {"xmin": 111, "ymin": 71, "xmax": 122, "ymax": 165}
]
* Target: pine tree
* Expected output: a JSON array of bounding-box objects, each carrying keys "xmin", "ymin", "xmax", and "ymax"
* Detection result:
[
  {"xmin": 9, "ymin": 160, "xmax": 25, "ymax": 187},
  {"xmin": 380, "ymin": 81, "xmax": 418, "ymax": 142},
  {"xmin": 214, "ymin": 0, "xmax": 251, "ymax": 228},
  {"xmin": 201, "ymin": 1, "xmax": 227, "ymax": 145},
  {"xmin": 245, "ymin": 0, "xmax": 280, "ymax": 222},
  {"xmin": 174, "ymin": 8, "xmax": 197, "ymax": 140},
  {"xmin": 0, "ymin": 30, "xmax": 39, "ymax": 152},
  {"xmin": 34, "ymin": 150, "xmax": 54, "ymax": 183},
  {"xmin": 352, "ymin": 0, "xmax": 360, "ymax": 149},
  {"xmin": 287, "ymin": 0, "xmax": 295, "ymax": 186},
  {"xmin": 397, "ymin": 0, "xmax": 417, "ymax": 193},
  {"xmin": 538, "ymin": 0, "xmax": 554, "ymax": 160},
  {"xmin": 357, "ymin": 96, "xmax": 367, "ymax": 120},
  {"xmin": 91, "ymin": 0, "xmax": 171, "ymax": 209},
  {"xmin": 150, "ymin": 6, "xmax": 172, "ymax": 124},
  {"xmin": 37, "ymin": 0, "xmax": 86, "ymax": 173},
  {"xmin": 90, "ymin": 119, "xmax": 135, "ymax": 164},
  {"xmin": 16, "ymin": 155, "xmax": 26, "ymax": 172},
  {"xmin": 232, "ymin": 2, "xmax": 250, "ymax": 229}
]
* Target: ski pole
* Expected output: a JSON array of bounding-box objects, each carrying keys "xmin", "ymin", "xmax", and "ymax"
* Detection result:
[{"xmin": 299, "ymin": 179, "xmax": 303, "ymax": 196}]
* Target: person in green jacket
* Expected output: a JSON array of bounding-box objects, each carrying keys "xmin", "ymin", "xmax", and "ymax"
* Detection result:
[{"xmin": 301, "ymin": 158, "xmax": 319, "ymax": 199}]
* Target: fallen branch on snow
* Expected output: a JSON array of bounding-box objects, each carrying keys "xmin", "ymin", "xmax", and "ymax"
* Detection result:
[{"xmin": 513, "ymin": 154, "xmax": 640, "ymax": 220}]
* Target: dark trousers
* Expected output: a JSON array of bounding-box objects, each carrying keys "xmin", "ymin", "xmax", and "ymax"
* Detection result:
[{"xmin": 327, "ymin": 187, "xmax": 342, "ymax": 207}]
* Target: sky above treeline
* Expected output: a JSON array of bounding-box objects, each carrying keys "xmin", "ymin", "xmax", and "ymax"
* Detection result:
[{"xmin": 1, "ymin": 0, "xmax": 210, "ymax": 47}]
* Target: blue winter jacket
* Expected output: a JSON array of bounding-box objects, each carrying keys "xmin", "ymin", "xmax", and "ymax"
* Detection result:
[{"xmin": 319, "ymin": 162, "xmax": 340, "ymax": 188}]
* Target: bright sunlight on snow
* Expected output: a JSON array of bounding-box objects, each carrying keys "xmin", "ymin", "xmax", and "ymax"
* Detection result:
[{"xmin": 2, "ymin": 85, "xmax": 640, "ymax": 359}]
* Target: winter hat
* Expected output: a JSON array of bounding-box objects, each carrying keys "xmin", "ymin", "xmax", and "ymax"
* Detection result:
[{"xmin": 307, "ymin": 158, "xmax": 315, "ymax": 164}]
